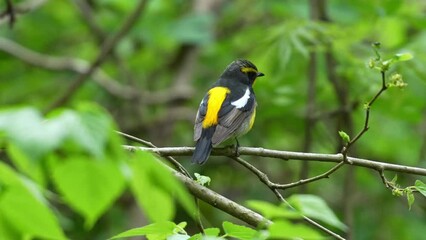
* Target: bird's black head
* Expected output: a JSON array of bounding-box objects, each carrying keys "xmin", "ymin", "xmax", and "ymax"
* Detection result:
[{"xmin": 221, "ymin": 59, "xmax": 265, "ymax": 85}]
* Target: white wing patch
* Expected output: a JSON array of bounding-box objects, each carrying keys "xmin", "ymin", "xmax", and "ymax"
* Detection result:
[{"xmin": 231, "ymin": 87, "xmax": 250, "ymax": 109}]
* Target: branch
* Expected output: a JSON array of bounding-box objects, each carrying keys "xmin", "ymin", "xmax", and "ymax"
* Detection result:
[
  {"xmin": 0, "ymin": 37, "xmax": 138, "ymax": 98},
  {"xmin": 44, "ymin": 0, "xmax": 148, "ymax": 113},
  {"xmin": 127, "ymin": 144, "xmax": 425, "ymax": 239},
  {"xmin": 4, "ymin": 0, "xmax": 15, "ymax": 27},
  {"xmin": 0, "ymin": 37, "xmax": 193, "ymax": 104},
  {"xmin": 278, "ymin": 161, "xmax": 345, "ymax": 189},
  {"xmin": 71, "ymin": 0, "xmax": 105, "ymax": 40},
  {"xmin": 231, "ymin": 156, "xmax": 345, "ymax": 239},
  {"xmin": 0, "ymin": 0, "xmax": 47, "ymax": 26},
  {"xmin": 120, "ymin": 136, "xmax": 272, "ymax": 228},
  {"xmin": 343, "ymin": 71, "xmax": 387, "ymax": 153},
  {"xmin": 117, "ymin": 131, "xmax": 191, "ymax": 178},
  {"xmin": 172, "ymin": 169, "xmax": 271, "ymax": 228},
  {"xmin": 124, "ymin": 146, "xmax": 426, "ymax": 177}
]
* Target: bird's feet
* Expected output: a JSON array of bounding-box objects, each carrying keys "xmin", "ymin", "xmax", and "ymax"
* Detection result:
[
  {"xmin": 225, "ymin": 138, "xmax": 241, "ymax": 157},
  {"xmin": 234, "ymin": 137, "xmax": 240, "ymax": 157}
]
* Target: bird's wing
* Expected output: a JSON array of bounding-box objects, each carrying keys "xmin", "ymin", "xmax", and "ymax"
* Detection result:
[
  {"xmin": 193, "ymin": 95, "xmax": 209, "ymax": 141},
  {"xmin": 211, "ymin": 90, "xmax": 256, "ymax": 145},
  {"xmin": 194, "ymin": 86, "xmax": 255, "ymax": 145}
]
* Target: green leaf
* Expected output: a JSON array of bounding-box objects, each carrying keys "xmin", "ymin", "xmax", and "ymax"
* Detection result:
[
  {"xmin": 0, "ymin": 214, "xmax": 20, "ymax": 240},
  {"xmin": 130, "ymin": 152, "xmax": 174, "ymax": 222},
  {"xmin": 6, "ymin": 143, "xmax": 45, "ymax": 185},
  {"xmin": 0, "ymin": 106, "xmax": 114, "ymax": 165},
  {"xmin": 0, "ymin": 163, "xmax": 66, "ymax": 240},
  {"xmin": 109, "ymin": 221, "xmax": 177, "ymax": 239},
  {"xmin": 391, "ymin": 175, "xmax": 398, "ymax": 185},
  {"xmin": 52, "ymin": 157, "xmax": 126, "ymax": 228},
  {"xmin": 130, "ymin": 151, "xmax": 195, "ymax": 222},
  {"xmin": 393, "ymin": 53, "xmax": 413, "ymax": 62},
  {"xmin": 188, "ymin": 228, "xmax": 221, "ymax": 240},
  {"xmin": 0, "ymin": 108, "xmax": 61, "ymax": 160},
  {"xmin": 187, "ymin": 234, "xmax": 201, "ymax": 240},
  {"xmin": 288, "ymin": 194, "xmax": 347, "ymax": 231},
  {"xmin": 175, "ymin": 222, "xmax": 188, "ymax": 234},
  {"xmin": 204, "ymin": 228, "xmax": 220, "ymax": 237},
  {"xmin": 407, "ymin": 190, "xmax": 415, "ymax": 210},
  {"xmin": 246, "ymin": 200, "xmax": 301, "ymax": 219},
  {"xmin": 170, "ymin": 13, "xmax": 214, "ymax": 45},
  {"xmin": 222, "ymin": 221, "xmax": 257, "ymax": 240},
  {"xmin": 338, "ymin": 130, "xmax": 350, "ymax": 144},
  {"xmin": 194, "ymin": 173, "xmax": 211, "ymax": 186},
  {"xmin": 268, "ymin": 220, "xmax": 323, "ymax": 239},
  {"xmin": 67, "ymin": 104, "xmax": 113, "ymax": 157},
  {"xmin": 414, "ymin": 180, "xmax": 426, "ymax": 197}
]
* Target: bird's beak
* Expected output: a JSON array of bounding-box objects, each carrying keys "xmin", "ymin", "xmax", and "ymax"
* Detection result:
[{"xmin": 257, "ymin": 72, "xmax": 265, "ymax": 77}]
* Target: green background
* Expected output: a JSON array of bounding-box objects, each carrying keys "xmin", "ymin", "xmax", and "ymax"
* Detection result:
[{"xmin": 1, "ymin": 0, "xmax": 426, "ymax": 239}]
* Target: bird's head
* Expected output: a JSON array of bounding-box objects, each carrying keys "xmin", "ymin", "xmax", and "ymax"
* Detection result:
[{"xmin": 222, "ymin": 59, "xmax": 265, "ymax": 85}]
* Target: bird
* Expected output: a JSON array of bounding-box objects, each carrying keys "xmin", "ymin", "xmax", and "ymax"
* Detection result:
[{"xmin": 192, "ymin": 59, "xmax": 264, "ymax": 164}]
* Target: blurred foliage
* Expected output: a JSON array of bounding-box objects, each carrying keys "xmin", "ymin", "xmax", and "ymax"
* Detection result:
[
  {"xmin": 0, "ymin": 106, "xmax": 196, "ymax": 239},
  {"xmin": 1, "ymin": 0, "xmax": 426, "ymax": 239}
]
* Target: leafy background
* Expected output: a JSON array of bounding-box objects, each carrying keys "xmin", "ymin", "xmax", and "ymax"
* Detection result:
[{"xmin": 1, "ymin": 0, "xmax": 426, "ymax": 239}]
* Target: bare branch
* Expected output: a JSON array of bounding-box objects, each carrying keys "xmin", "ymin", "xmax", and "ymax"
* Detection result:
[
  {"xmin": 0, "ymin": 37, "xmax": 138, "ymax": 98},
  {"xmin": 0, "ymin": 37, "xmax": 193, "ymax": 104},
  {"xmin": 378, "ymin": 170, "xmax": 395, "ymax": 190},
  {"xmin": 0, "ymin": 0, "xmax": 47, "ymax": 26},
  {"xmin": 278, "ymin": 162, "xmax": 345, "ymax": 189},
  {"xmin": 124, "ymin": 146, "xmax": 426, "ymax": 177},
  {"xmin": 343, "ymin": 71, "xmax": 388, "ymax": 153},
  {"xmin": 71, "ymin": 0, "xmax": 105, "ymax": 40}
]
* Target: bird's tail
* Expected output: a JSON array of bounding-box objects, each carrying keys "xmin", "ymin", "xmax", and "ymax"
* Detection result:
[{"xmin": 192, "ymin": 127, "xmax": 215, "ymax": 164}]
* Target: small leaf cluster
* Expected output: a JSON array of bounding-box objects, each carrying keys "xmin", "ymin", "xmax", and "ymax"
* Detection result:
[
  {"xmin": 387, "ymin": 73, "xmax": 407, "ymax": 89},
  {"xmin": 368, "ymin": 42, "xmax": 413, "ymax": 74},
  {"xmin": 110, "ymin": 194, "xmax": 346, "ymax": 240},
  {"xmin": 338, "ymin": 130, "xmax": 351, "ymax": 145},
  {"xmin": 110, "ymin": 221, "xmax": 259, "ymax": 240},
  {"xmin": 388, "ymin": 176, "xmax": 426, "ymax": 210}
]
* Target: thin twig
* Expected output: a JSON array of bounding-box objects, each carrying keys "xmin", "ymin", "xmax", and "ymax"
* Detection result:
[
  {"xmin": 230, "ymin": 156, "xmax": 345, "ymax": 240},
  {"xmin": 72, "ymin": 0, "xmax": 105, "ymax": 40},
  {"xmin": 4, "ymin": 0, "xmax": 15, "ymax": 27},
  {"xmin": 378, "ymin": 169, "xmax": 394, "ymax": 190},
  {"xmin": 343, "ymin": 71, "xmax": 387, "ymax": 153},
  {"xmin": 301, "ymin": 214, "xmax": 345, "ymax": 240},
  {"xmin": 117, "ymin": 131, "xmax": 191, "ymax": 178},
  {"xmin": 117, "ymin": 131, "xmax": 154, "ymax": 147},
  {"xmin": 277, "ymin": 161, "xmax": 346, "ymax": 189},
  {"xmin": 0, "ymin": 0, "xmax": 47, "ymax": 22},
  {"xmin": 44, "ymin": 0, "xmax": 148, "ymax": 113},
  {"xmin": 231, "ymin": 156, "xmax": 345, "ymax": 190}
]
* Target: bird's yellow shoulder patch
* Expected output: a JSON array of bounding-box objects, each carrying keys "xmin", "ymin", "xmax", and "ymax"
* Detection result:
[{"xmin": 202, "ymin": 87, "xmax": 230, "ymax": 128}]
